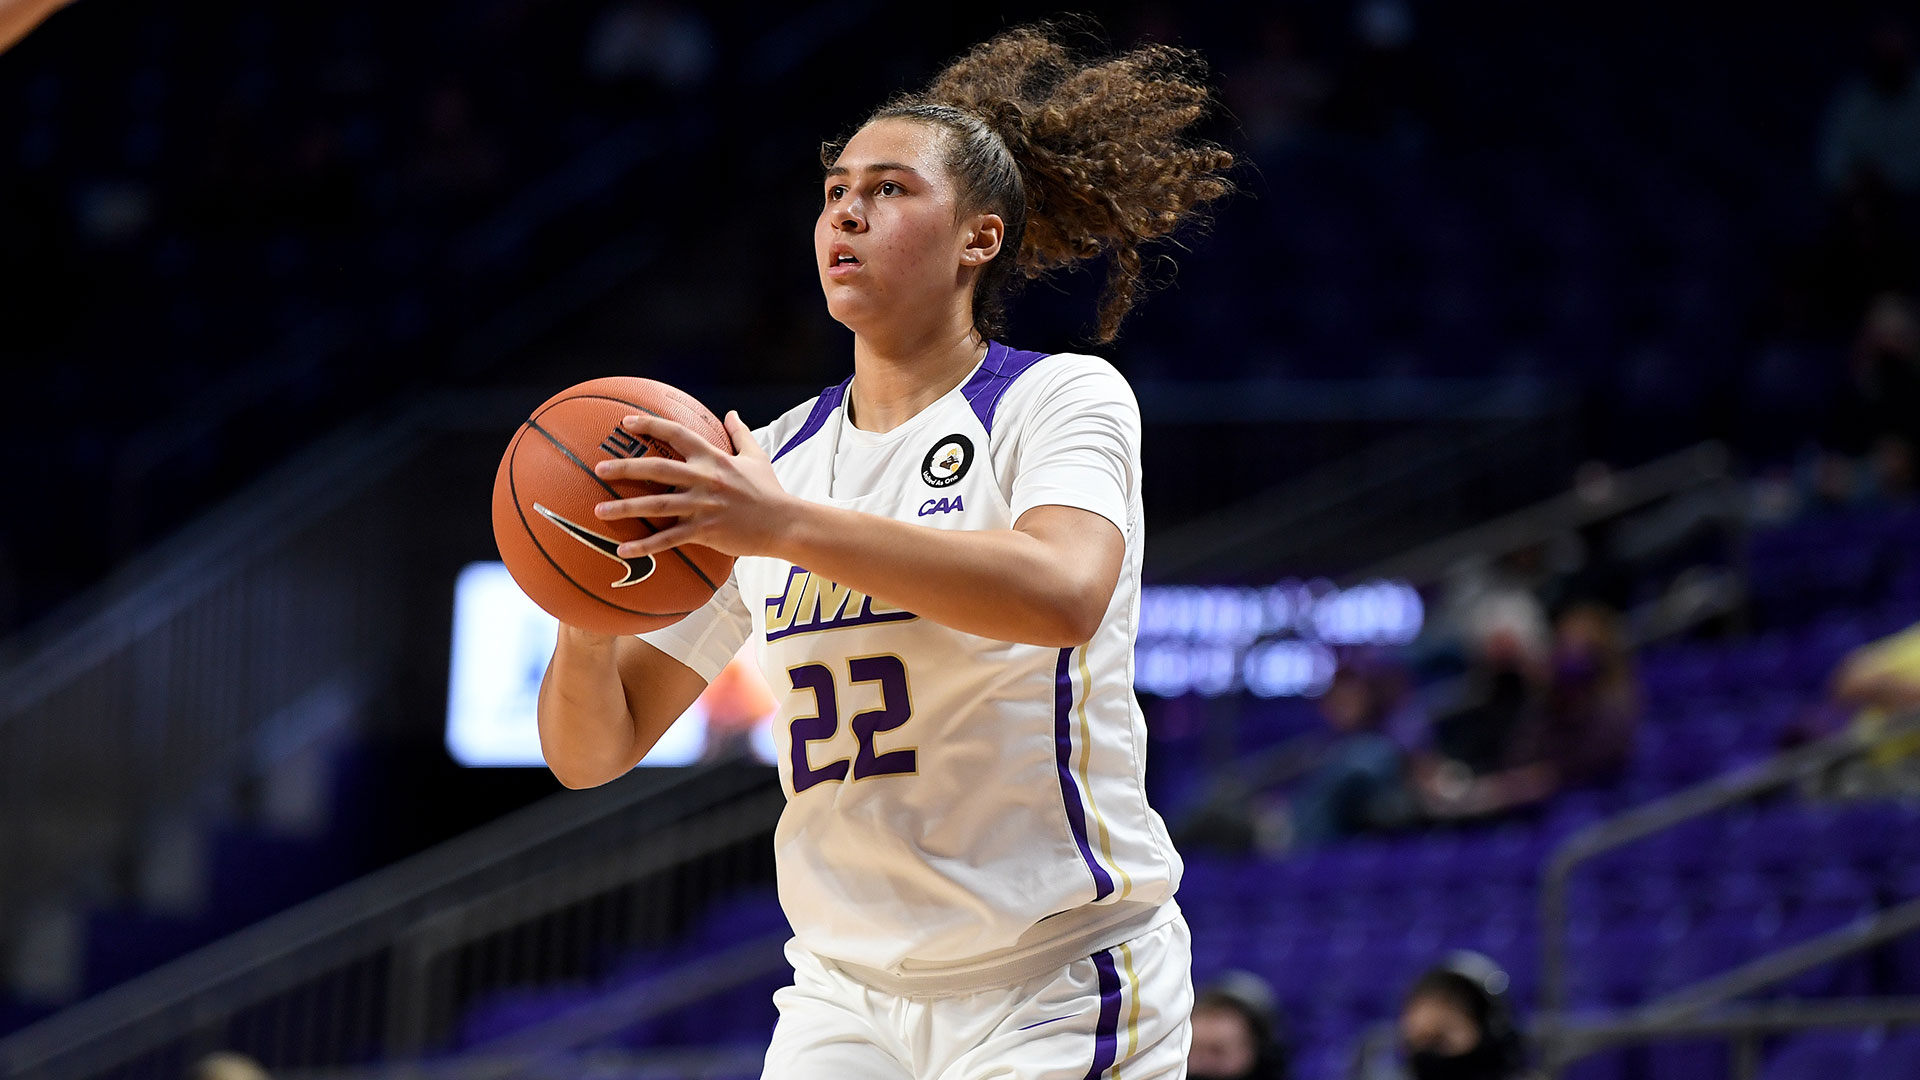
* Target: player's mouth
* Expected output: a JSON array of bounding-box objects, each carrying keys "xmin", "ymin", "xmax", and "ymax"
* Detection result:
[{"xmin": 826, "ymin": 244, "xmax": 863, "ymax": 278}]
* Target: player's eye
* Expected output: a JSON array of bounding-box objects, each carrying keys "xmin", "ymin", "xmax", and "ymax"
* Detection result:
[
  {"xmin": 825, "ymin": 184, "xmax": 847, "ymax": 203},
  {"xmin": 877, "ymin": 180, "xmax": 902, "ymax": 196}
]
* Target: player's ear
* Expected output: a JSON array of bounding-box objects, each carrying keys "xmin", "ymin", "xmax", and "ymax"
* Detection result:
[{"xmin": 960, "ymin": 212, "xmax": 1004, "ymax": 267}]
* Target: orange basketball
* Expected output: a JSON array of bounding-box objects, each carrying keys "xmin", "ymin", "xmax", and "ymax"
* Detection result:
[{"xmin": 491, "ymin": 377, "xmax": 736, "ymax": 635}]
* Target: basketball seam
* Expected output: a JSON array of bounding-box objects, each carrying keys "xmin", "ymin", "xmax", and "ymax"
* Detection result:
[
  {"xmin": 526, "ymin": 396, "xmax": 726, "ymax": 596},
  {"xmin": 508, "ymin": 425, "xmax": 692, "ymax": 620}
]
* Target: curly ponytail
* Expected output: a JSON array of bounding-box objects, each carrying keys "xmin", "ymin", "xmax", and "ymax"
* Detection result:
[{"xmin": 826, "ymin": 23, "xmax": 1236, "ymax": 344}]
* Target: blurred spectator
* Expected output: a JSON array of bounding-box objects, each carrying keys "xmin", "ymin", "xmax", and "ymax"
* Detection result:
[
  {"xmin": 1290, "ymin": 658, "xmax": 1417, "ymax": 846},
  {"xmin": 1420, "ymin": 603, "xmax": 1638, "ymax": 820},
  {"xmin": 1356, "ymin": 953, "xmax": 1528, "ymax": 1080},
  {"xmin": 1819, "ymin": 618, "xmax": 1920, "ymax": 797},
  {"xmin": 191, "ymin": 1052, "xmax": 272, "ymax": 1080},
  {"xmin": 1783, "ymin": 293, "xmax": 1920, "ymax": 511},
  {"xmin": 1190, "ymin": 970, "xmax": 1291, "ymax": 1080},
  {"xmin": 1424, "ymin": 552, "xmax": 1552, "ymax": 780},
  {"xmin": 1848, "ymin": 292, "xmax": 1920, "ymax": 453},
  {"xmin": 1512, "ymin": 603, "xmax": 1640, "ymax": 781},
  {"xmin": 1818, "ymin": 14, "xmax": 1920, "ymax": 195}
]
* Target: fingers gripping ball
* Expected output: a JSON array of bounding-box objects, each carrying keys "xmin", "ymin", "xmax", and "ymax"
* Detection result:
[{"xmin": 491, "ymin": 377, "xmax": 736, "ymax": 634}]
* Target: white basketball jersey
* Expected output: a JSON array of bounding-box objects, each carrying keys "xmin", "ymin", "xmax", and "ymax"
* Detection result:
[{"xmin": 641, "ymin": 343, "xmax": 1182, "ymax": 989}]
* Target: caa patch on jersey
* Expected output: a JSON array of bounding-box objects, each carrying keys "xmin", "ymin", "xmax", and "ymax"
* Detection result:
[{"xmin": 920, "ymin": 433, "xmax": 973, "ymax": 488}]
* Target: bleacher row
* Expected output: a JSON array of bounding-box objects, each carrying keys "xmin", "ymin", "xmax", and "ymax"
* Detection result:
[
  {"xmin": 426, "ymin": 507, "xmax": 1920, "ymax": 1079},
  {"xmin": 2, "ymin": 0, "xmax": 1871, "ymax": 636}
]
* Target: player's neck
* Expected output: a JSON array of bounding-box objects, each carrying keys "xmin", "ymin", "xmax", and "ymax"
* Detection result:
[{"xmin": 847, "ymin": 320, "xmax": 987, "ymax": 434}]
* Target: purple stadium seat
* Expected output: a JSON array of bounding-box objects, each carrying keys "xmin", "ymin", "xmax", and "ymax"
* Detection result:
[
  {"xmin": 1703, "ymin": 871, "xmax": 1783, "ymax": 919},
  {"xmin": 1832, "ymin": 803, "xmax": 1920, "ymax": 871},
  {"xmin": 1563, "ymin": 1048, "xmax": 1631, "ymax": 1080},
  {"xmin": 1646, "ymin": 1039, "xmax": 1730, "ymax": 1080},
  {"xmin": 1776, "ymin": 901, "xmax": 1875, "ymax": 998},
  {"xmin": 1567, "ymin": 925, "xmax": 1658, "ymax": 1006},
  {"xmin": 455, "ymin": 985, "xmax": 599, "ymax": 1049},
  {"xmin": 1758, "ymin": 1030, "xmax": 1875, "ymax": 1080},
  {"xmin": 1641, "ymin": 816, "xmax": 1723, "ymax": 880},
  {"xmin": 1650, "ymin": 914, "xmax": 1764, "ymax": 996},
  {"xmin": 1794, "ymin": 867, "xmax": 1873, "ymax": 912},
  {"xmin": 1860, "ymin": 1030, "xmax": 1920, "ymax": 1076}
]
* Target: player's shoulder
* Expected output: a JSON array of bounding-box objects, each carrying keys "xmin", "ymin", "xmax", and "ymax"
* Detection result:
[
  {"xmin": 991, "ymin": 347, "xmax": 1139, "ymax": 422},
  {"xmin": 756, "ymin": 375, "xmax": 852, "ymax": 463}
]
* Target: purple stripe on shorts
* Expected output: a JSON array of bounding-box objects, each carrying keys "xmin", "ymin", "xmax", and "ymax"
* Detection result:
[
  {"xmin": 770, "ymin": 377, "xmax": 851, "ymax": 463},
  {"xmin": 961, "ymin": 341, "xmax": 1052, "ymax": 434},
  {"xmin": 1081, "ymin": 949, "xmax": 1124, "ymax": 1080},
  {"xmin": 1055, "ymin": 648, "xmax": 1116, "ymax": 902}
]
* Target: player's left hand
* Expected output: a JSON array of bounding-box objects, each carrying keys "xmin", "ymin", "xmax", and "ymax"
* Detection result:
[{"xmin": 592, "ymin": 411, "xmax": 796, "ymax": 559}]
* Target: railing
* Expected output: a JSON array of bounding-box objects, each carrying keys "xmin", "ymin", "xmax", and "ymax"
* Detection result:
[
  {"xmin": 1535, "ymin": 709, "xmax": 1920, "ymax": 1078},
  {"xmin": 1358, "ymin": 439, "xmax": 1741, "ymax": 587},
  {"xmin": 1146, "ymin": 414, "xmax": 1575, "ymax": 582},
  {"xmin": 0, "ymin": 760, "xmax": 782, "ymax": 1080},
  {"xmin": 1182, "ymin": 440, "xmax": 1744, "ymax": 817},
  {"xmin": 0, "ymin": 415, "xmax": 421, "ymax": 936}
]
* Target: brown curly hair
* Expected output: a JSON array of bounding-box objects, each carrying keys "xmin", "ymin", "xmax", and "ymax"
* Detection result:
[{"xmin": 823, "ymin": 23, "xmax": 1235, "ymax": 344}]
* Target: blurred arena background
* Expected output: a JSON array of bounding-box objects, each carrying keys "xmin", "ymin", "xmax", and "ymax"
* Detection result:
[{"xmin": 3, "ymin": 1, "xmax": 1920, "ymax": 1078}]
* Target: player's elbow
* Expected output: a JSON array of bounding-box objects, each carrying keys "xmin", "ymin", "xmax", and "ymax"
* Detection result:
[
  {"xmin": 539, "ymin": 730, "xmax": 632, "ymax": 789},
  {"xmin": 1027, "ymin": 588, "xmax": 1108, "ymax": 648},
  {"xmin": 546, "ymin": 757, "xmax": 618, "ymax": 790}
]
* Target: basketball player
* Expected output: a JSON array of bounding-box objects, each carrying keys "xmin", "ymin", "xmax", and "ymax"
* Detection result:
[{"xmin": 537, "ymin": 24, "xmax": 1233, "ymax": 1078}]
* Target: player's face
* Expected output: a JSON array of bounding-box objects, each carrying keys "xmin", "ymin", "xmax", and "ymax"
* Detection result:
[
  {"xmin": 1187, "ymin": 1005, "xmax": 1258, "ymax": 1078},
  {"xmin": 817, "ymin": 118, "xmax": 983, "ymax": 336}
]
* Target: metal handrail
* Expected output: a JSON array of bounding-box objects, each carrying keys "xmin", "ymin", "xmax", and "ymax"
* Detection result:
[
  {"xmin": 1146, "ymin": 418, "xmax": 1559, "ymax": 581},
  {"xmin": 1357, "ymin": 440, "xmax": 1736, "ymax": 584},
  {"xmin": 0, "ymin": 761, "xmax": 773, "ymax": 1079},
  {"xmin": 1535, "ymin": 709, "xmax": 1920, "ymax": 1075},
  {"xmin": 1539, "ymin": 709, "xmax": 1920, "ymax": 1017},
  {"xmin": 1639, "ymin": 896, "xmax": 1920, "ymax": 1022},
  {"xmin": 455, "ymin": 930, "xmax": 791, "ymax": 1068},
  {"xmin": 1549, "ymin": 998, "xmax": 1920, "ymax": 1058},
  {"xmin": 383, "ymin": 785, "xmax": 785, "ymax": 1054}
]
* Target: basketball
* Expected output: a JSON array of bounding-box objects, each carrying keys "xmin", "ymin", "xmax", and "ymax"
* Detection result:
[{"xmin": 491, "ymin": 376, "xmax": 736, "ymax": 635}]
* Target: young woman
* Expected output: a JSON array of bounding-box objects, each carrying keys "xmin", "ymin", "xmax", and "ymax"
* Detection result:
[{"xmin": 537, "ymin": 23, "xmax": 1233, "ymax": 1078}]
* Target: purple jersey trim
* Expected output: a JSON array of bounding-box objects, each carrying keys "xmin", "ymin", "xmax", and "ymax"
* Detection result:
[
  {"xmin": 1082, "ymin": 948, "xmax": 1124, "ymax": 1080},
  {"xmin": 770, "ymin": 376, "xmax": 852, "ymax": 463},
  {"xmin": 1056, "ymin": 648, "xmax": 1117, "ymax": 903},
  {"xmin": 962, "ymin": 341, "xmax": 1053, "ymax": 434}
]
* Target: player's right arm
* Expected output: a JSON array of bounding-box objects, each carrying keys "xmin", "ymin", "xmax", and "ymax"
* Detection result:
[{"xmin": 537, "ymin": 628, "xmax": 708, "ymax": 789}]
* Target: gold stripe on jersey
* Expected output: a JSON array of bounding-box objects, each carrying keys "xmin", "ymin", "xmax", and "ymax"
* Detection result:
[{"xmin": 1077, "ymin": 646, "xmax": 1135, "ymax": 900}]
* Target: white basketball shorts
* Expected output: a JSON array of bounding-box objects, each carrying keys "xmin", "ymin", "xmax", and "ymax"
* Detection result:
[{"xmin": 760, "ymin": 916, "xmax": 1193, "ymax": 1080}]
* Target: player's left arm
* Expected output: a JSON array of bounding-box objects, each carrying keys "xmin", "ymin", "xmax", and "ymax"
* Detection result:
[{"xmin": 593, "ymin": 412, "xmax": 1125, "ymax": 648}]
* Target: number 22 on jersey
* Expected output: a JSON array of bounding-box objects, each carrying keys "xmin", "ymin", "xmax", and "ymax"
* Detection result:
[{"xmin": 787, "ymin": 655, "xmax": 916, "ymax": 794}]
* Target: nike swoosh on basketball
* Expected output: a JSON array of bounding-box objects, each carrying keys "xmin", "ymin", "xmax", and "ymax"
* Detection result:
[{"xmin": 532, "ymin": 502, "xmax": 656, "ymax": 587}]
